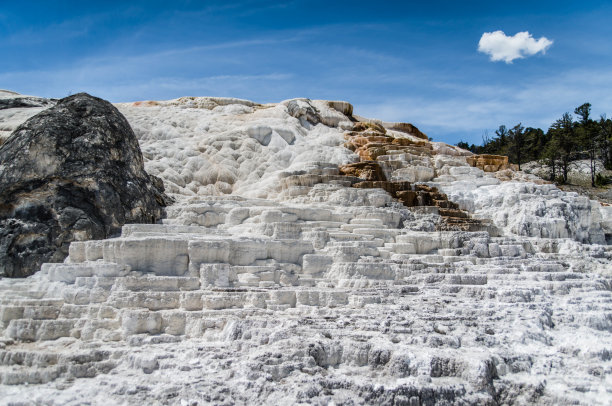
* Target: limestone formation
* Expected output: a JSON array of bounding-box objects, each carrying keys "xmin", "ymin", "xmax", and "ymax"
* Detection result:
[
  {"xmin": 340, "ymin": 123, "xmax": 487, "ymax": 231},
  {"xmin": 338, "ymin": 161, "xmax": 387, "ymax": 181},
  {"xmin": 0, "ymin": 92, "xmax": 610, "ymax": 405},
  {"xmin": 466, "ymin": 154, "xmax": 516, "ymax": 172},
  {"xmin": 0, "ymin": 93, "xmax": 169, "ymax": 277}
]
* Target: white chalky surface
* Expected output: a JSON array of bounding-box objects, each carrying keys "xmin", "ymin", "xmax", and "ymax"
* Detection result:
[
  {"xmin": 0, "ymin": 94, "xmax": 611, "ymax": 405},
  {"xmin": 0, "ymin": 90, "xmax": 53, "ymax": 144}
]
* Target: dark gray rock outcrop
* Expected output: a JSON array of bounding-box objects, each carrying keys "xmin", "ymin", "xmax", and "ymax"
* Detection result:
[
  {"xmin": 0, "ymin": 93, "xmax": 170, "ymax": 277},
  {"xmin": 0, "ymin": 94, "xmax": 56, "ymax": 110}
]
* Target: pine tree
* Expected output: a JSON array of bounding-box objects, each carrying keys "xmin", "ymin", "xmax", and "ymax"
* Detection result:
[
  {"xmin": 541, "ymin": 137, "xmax": 560, "ymax": 181},
  {"xmin": 508, "ymin": 123, "xmax": 525, "ymax": 170},
  {"xmin": 549, "ymin": 113, "xmax": 575, "ymax": 183},
  {"xmin": 574, "ymin": 102, "xmax": 591, "ymax": 123},
  {"xmin": 599, "ymin": 116, "xmax": 612, "ymax": 170},
  {"xmin": 574, "ymin": 103, "xmax": 600, "ymax": 186},
  {"xmin": 524, "ymin": 127, "xmax": 547, "ymax": 162}
]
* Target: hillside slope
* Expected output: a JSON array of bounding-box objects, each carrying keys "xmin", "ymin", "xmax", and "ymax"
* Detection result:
[{"xmin": 0, "ymin": 93, "xmax": 610, "ymax": 405}]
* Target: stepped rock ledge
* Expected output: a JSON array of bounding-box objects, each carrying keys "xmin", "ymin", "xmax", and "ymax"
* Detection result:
[{"xmin": 0, "ymin": 91, "xmax": 610, "ymax": 405}]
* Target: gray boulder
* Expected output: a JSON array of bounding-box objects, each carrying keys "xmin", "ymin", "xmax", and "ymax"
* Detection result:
[{"xmin": 0, "ymin": 93, "xmax": 170, "ymax": 277}]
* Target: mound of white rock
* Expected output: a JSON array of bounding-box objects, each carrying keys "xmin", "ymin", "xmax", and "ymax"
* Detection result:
[
  {"xmin": 0, "ymin": 92, "xmax": 611, "ymax": 405},
  {"xmin": 434, "ymin": 170, "xmax": 610, "ymax": 245},
  {"xmin": 118, "ymin": 97, "xmax": 356, "ymax": 198}
]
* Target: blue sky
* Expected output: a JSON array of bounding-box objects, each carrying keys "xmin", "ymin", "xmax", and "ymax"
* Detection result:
[{"xmin": 1, "ymin": 1, "xmax": 611, "ymax": 145}]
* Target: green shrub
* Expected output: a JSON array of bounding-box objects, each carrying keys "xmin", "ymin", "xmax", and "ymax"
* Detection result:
[{"xmin": 595, "ymin": 173, "xmax": 611, "ymax": 187}]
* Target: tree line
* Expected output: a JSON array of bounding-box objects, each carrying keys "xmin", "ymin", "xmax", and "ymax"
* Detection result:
[{"xmin": 457, "ymin": 103, "xmax": 612, "ymax": 187}]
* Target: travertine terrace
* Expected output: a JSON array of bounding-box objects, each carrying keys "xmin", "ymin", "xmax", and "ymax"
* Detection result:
[{"xmin": 0, "ymin": 92, "xmax": 611, "ymax": 405}]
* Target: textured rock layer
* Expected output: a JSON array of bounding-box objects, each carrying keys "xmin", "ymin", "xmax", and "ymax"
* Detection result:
[{"xmin": 0, "ymin": 93, "xmax": 610, "ymax": 405}]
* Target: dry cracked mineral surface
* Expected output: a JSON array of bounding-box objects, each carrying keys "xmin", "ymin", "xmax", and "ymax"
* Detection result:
[{"xmin": 0, "ymin": 90, "xmax": 611, "ymax": 405}]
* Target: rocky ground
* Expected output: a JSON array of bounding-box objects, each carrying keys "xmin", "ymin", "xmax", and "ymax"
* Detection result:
[
  {"xmin": 557, "ymin": 184, "xmax": 612, "ymax": 205},
  {"xmin": 0, "ymin": 92, "xmax": 610, "ymax": 405},
  {"xmin": 522, "ymin": 160, "xmax": 612, "ymax": 205}
]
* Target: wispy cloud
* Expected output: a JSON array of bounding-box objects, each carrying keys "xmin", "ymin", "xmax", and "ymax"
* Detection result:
[
  {"xmin": 0, "ymin": 31, "xmax": 303, "ymax": 101},
  {"xmin": 478, "ymin": 31, "xmax": 553, "ymax": 63},
  {"xmin": 1, "ymin": 10, "xmax": 116, "ymax": 46},
  {"xmin": 137, "ymin": 73, "xmax": 295, "ymax": 97},
  {"xmin": 0, "ymin": 67, "xmax": 295, "ymax": 102},
  {"xmin": 0, "ymin": 23, "xmax": 393, "ymax": 101}
]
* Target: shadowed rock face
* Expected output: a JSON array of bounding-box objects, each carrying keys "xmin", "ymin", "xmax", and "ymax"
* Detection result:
[
  {"xmin": 338, "ymin": 161, "xmax": 387, "ymax": 181},
  {"xmin": 0, "ymin": 93, "xmax": 170, "ymax": 277},
  {"xmin": 0, "ymin": 95, "xmax": 56, "ymax": 110}
]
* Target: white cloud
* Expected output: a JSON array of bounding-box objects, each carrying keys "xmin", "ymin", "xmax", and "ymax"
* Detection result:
[{"xmin": 478, "ymin": 30, "xmax": 553, "ymax": 63}]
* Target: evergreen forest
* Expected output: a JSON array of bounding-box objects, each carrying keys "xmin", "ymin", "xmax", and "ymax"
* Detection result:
[{"xmin": 456, "ymin": 103, "xmax": 612, "ymax": 186}]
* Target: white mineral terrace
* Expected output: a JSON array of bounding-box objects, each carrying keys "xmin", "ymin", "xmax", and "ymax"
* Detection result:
[{"xmin": 0, "ymin": 95, "xmax": 611, "ymax": 405}]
